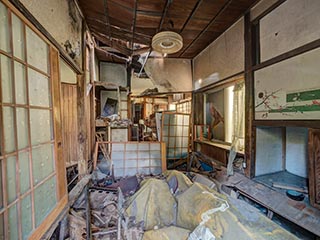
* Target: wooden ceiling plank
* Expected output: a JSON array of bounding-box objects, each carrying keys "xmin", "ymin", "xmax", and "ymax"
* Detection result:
[
  {"xmin": 180, "ymin": 0, "xmax": 203, "ymax": 33},
  {"xmin": 178, "ymin": 0, "xmax": 233, "ymax": 57},
  {"xmin": 158, "ymin": 0, "xmax": 172, "ymax": 32}
]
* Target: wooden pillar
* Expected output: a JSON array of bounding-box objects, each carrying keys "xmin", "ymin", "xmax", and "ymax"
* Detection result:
[
  {"xmin": 77, "ymin": 74, "xmax": 88, "ymax": 176},
  {"xmin": 244, "ymin": 12, "xmax": 255, "ymax": 178}
]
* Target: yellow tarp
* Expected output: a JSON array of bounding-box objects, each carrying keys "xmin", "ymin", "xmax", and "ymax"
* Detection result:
[{"xmin": 143, "ymin": 226, "xmax": 190, "ymax": 240}]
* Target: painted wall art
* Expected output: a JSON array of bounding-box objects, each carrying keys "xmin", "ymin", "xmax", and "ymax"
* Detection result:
[{"xmin": 255, "ymin": 47, "xmax": 320, "ymax": 120}]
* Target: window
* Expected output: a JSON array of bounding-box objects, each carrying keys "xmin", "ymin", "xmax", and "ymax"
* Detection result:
[
  {"xmin": 0, "ymin": 1, "xmax": 66, "ymax": 239},
  {"xmin": 204, "ymin": 80, "xmax": 245, "ymax": 150}
]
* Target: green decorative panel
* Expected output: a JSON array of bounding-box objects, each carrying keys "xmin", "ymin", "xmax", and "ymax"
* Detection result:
[
  {"xmin": 34, "ymin": 176, "xmax": 57, "ymax": 227},
  {"xmin": 19, "ymin": 151, "xmax": 30, "ymax": 194},
  {"xmin": 32, "ymin": 144, "xmax": 54, "ymax": 186}
]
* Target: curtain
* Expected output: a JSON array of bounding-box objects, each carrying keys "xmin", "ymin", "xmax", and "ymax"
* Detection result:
[{"xmin": 227, "ymin": 81, "xmax": 245, "ymax": 176}]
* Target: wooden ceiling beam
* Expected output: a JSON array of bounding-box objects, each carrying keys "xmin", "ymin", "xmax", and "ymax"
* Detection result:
[
  {"xmin": 157, "ymin": 0, "xmax": 172, "ymax": 32},
  {"xmin": 103, "ymin": 0, "xmax": 112, "ymax": 40},
  {"xmin": 178, "ymin": 0, "xmax": 233, "ymax": 57},
  {"xmin": 131, "ymin": 0, "xmax": 138, "ymax": 53},
  {"xmin": 179, "ymin": 0, "xmax": 203, "ymax": 33}
]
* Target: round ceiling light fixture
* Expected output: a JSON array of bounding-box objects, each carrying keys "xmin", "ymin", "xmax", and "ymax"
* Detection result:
[{"xmin": 151, "ymin": 31, "xmax": 183, "ymax": 54}]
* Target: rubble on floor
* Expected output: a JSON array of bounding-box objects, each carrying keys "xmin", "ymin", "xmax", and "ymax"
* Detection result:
[{"xmin": 64, "ymin": 170, "xmax": 299, "ymax": 240}]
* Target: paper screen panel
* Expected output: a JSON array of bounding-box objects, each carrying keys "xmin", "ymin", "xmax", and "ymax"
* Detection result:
[
  {"xmin": 34, "ymin": 176, "xmax": 57, "ymax": 227},
  {"xmin": 16, "ymin": 108, "xmax": 29, "ymax": 150},
  {"xmin": 12, "ymin": 14, "xmax": 25, "ymax": 60},
  {"xmin": 14, "ymin": 62, "xmax": 27, "ymax": 104},
  {"xmin": 32, "ymin": 144, "xmax": 54, "ymax": 186},
  {"xmin": 30, "ymin": 109, "xmax": 52, "ymax": 145},
  {"xmin": 3, "ymin": 107, "xmax": 15, "ymax": 153},
  {"xmin": 1, "ymin": 55, "xmax": 13, "ymax": 103},
  {"xmin": 0, "ymin": 2, "xmax": 10, "ymax": 53},
  {"xmin": 21, "ymin": 195, "xmax": 32, "ymax": 239},
  {"xmin": 8, "ymin": 203, "xmax": 18, "ymax": 240},
  {"xmin": 26, "ymin": 27, "xmax": 48, "ymax": 73},
  {"xmin": 19, "ymin": 151, "xmax": 30, "ymax": 194}
]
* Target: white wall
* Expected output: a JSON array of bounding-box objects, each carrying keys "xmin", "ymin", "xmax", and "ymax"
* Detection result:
[
  {"xmin": 255, "ymin": 127, "xmax": 283, "ymax": 176},
  {"xmin": 60, "ymin": 59, "xmax": 77, "ymax": 84},
  {"xmin": 192, "ymin": 18, "xmax": 244, "ymax": 89},
  {"xmin": 144, "ymin": 58, "xmax": 192, "ymax": 92},
  {"xmin": 20, "ymin": 0, "xmax": 83, "ymax": 67},
  {"xmin": 286, "ymin": 127, "xmax": 308, "ymax": 178},
  {"xmin": 100, "ymin": 62, "xmax": 127, "ymax": 87},
  {"xmin": 260, "ymin": 0, "xmax": 320, "ymax": 62}
]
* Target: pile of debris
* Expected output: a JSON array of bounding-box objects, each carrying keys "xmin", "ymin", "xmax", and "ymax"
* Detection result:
[{"xmin": 64, "ymin": 170, "xmax": 298, "ymax": 240}]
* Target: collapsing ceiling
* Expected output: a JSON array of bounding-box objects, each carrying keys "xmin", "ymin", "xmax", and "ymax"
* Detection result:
[{"xmin": 78, "ymin": 0, "xmax": 257, "ymax": 62}]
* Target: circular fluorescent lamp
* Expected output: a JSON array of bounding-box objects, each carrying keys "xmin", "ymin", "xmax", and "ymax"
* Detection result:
[{"xmin": 152, "ymin": 31, "xmax": 183, "ymax": 54}]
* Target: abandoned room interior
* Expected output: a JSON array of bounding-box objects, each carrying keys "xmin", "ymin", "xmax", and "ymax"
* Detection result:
[{"xmin": 0, "ymin": 0, "xmax": 320, "ymax": 239}]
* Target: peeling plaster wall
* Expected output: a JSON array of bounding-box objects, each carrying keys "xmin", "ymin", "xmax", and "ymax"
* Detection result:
[
  {"xmin": 20, "ymin": 0, "xmax": 83, "ymax": 67},
  {"xmin": 286, "ymin": 128, "xmax": 308, "ymax": 178},
  {"xmin": 100, "ymin": 62, "xmax": 127, "ymax": 87},
  {"xmin": 144, "ymin": 58, "xmax": 192, "ymax": 92},
  {"xmin": 255, "ymin": 127, "xmax": 283, "ymax": 176},
  {"xmin": 260, "ymin": 0, "xmax": 320, "ymax": 62},
  {"xmin": 131, "ymin": 75, "xmax": 168, "ymax": 95},
  {"xmin": 192, "ymin": 18, "xmax": 244, "ymax": 89}
]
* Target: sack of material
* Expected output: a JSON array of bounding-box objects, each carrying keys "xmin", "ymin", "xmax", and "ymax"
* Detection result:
[
  {"xmin": 125, "ymin": 178, "xmax": 176, "ymax": 230},
  {"xmin": 143, "ymin": 226, "xmax": 190, "ymax": 240}
]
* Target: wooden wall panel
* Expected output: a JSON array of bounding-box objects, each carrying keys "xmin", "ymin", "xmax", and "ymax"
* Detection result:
[
  {"xmin": 199, "ymin": 143, "xmax": 228, "ymax": 166},
  {"xmin": 61, "ymin": 83, "xmax": 78, "ymax": 167},
  {"xmin": 308, "ymin": 128, "xmax": 320, "ymax": 210}
]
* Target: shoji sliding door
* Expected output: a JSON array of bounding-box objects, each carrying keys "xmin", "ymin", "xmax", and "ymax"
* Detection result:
[{"xmin": 0, "ymin": 1, "xmax": 67, "ymax": 239}]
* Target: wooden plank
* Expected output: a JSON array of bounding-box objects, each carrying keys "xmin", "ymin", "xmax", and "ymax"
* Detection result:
[
  {"xmin": 197, "ymin": 141, "xmax": 228, "ymax": 166},
  {"xmin": 281, "ymin": 127, "xmax": 286, "ymax": 171},
  {"xmin": 253, "ymin": 120, "xmax": 320, "ymax": 128},
  {"xmin": 61, "ymin": 84, "xmax": 79, "ymax": 167},
  {"xmin": 272, "ymin": 182, "xmax": 308, "ymax": 194},
  {"xmin": 50, "ymin": 47, "xmax": 67, "ymax": 200},
  {"xmin": 308, "ymin": 128, "xmax": 320, "ymax": 210},
  {"xmin": 28, "ymin": 195, "xmax": 68, "ymax": 240},
  {"xmin": 77, "ymin": 74, "xmax": 88, "ymax": 176},
  {"xmin": 244, "ymin": 12, "xmax": 255, "ymax": 178},
  {"xmin": 235, "ymin": 178, "xmax": 320, "ymax": 236},
  {"xmin": 161, "ymin": 142, "xmax": 167, "ymax": 172},
  {"xmin": 252, "ymin": 38, "xmax": 320, "ymax": 72}
]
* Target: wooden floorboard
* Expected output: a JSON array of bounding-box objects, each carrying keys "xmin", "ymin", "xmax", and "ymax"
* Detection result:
[
  {"xmin": 235, "ymin": 178, "xmax": 320, "ymax": 236},
  {"xmin": 214, "ymin": 167, "xmax": 320, "ymax": 236}
]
